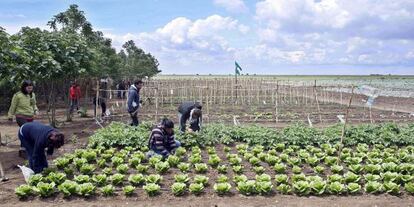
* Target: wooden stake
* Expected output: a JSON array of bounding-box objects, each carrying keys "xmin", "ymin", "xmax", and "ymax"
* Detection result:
[{"xmin": 338, "ymin": 86, "xmax": 355, "ymax": 163}]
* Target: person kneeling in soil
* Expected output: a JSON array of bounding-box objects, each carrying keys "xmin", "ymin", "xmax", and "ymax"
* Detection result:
[
  {"xmin": 178, "ymin": 101, "xmax": 202, "ymax": 133},
  {"xmin": 147, "ymin": 118, "xmax": 180, "ymax": 158},
  {"xmin": 18, "ymin": 122, "xmax": 65, "ymax": 174}
]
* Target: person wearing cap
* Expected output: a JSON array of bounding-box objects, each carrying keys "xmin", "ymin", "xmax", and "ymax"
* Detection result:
[
  {"xmin": 18, "ymin": 122, "xmax": 65, "ymax": 174},
  {"xmin": 177, "ymin": 101, "xmax": 202, "ymax": 133},
  {"xmin": 147, "ymin": 118, "xmax": 180, "ymax": 158}
]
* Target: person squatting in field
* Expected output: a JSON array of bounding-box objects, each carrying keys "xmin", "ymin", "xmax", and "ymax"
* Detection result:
[
  {"xmin": 127, "ymin": 80, "xmax": 143, "ymax": 126},
  {"xmin": 8, "ymin": 80, "xmax": 39, "ymax": 157},
  {"xmin": 147, "ymin": 118, "xmax": 181, "ymax": 158},
  {"xmin": 178, "ymin": 101, "xmax": 202, "ymax": 133},
  {"xmin": 18, "ymin": 122, "xmax": 65, "ymax": 173}
]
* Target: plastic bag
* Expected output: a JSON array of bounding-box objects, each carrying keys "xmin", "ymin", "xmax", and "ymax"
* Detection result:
[{"xmin": 17, "ymin": 165, "xmax": 34, "ymax": 183}]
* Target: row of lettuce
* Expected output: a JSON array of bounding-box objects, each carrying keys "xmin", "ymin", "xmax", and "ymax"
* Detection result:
[{"xmin": 88, "ymin": 122, "xmax": 414, "ymax": 149}]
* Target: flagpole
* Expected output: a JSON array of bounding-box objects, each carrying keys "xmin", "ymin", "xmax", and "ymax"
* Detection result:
[{"xmin": 235, "ymin": 67, "xmax": 238, "ymax": 101}]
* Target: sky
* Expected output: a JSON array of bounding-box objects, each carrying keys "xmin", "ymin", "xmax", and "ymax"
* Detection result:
[{"xmin": 1, "ymin": 0, "xmax": 414, "ymax": 75}]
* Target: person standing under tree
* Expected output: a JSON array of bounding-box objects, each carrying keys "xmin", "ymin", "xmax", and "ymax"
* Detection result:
[
  {"xmin": 69, "ymin": 81, "xmax": 81, "ymax": 115},
  {"xmin": 127, "ymin": 80, "xmax": 143, "ymax": 126},
  {"xmin": 8, "ymin": 80, "xmax": 39, "ymax": 157},
  {"xmin": 178, "ymin": 101, "xmax": 202, "ymax": 133}
]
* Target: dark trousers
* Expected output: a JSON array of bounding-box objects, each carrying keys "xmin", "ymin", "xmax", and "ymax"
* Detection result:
[
  {"xmin": 130, "ymin": 112, "xmax": 139, "ymax": 126},
  {"xmin": 16, "ymin": 116, "xmax": 33, "ymax": 149},
  {"xmin": 178, "ymin": 113, "xmax": 190, "ymax": 132},
  {"xmin": 18, "ymin": 131, "xmax": 48, "ymax": 173},
  {"xmin": 70, "ymin": 99, "xmax": 79, "ymax": 114}
]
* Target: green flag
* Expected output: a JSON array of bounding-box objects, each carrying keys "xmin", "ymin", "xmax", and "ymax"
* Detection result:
[{"xmin": 235, "ymin": 61, "xmax": 242, "ymax": 75}]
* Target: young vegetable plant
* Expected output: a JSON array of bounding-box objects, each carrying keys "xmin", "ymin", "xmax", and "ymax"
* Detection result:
[
  {"xmin": 217, "ymin": 165, "xmax": 227, "ymax": 174},
  {"xmin": 34, "ymin": 182, "xmax": 56, "ymax": 198},
  {"xmin": 136, "ymin": 164, "xmax": 149, "ymax": 174},
  {"xmin": 128, "ymin": 174, "xmax": 145, "ymax": 186},
  {"xmin": 216, "ymin": 175, "xmax": 229, "ymax": 183},
  {"xmin": 171, "ymin": 182, "xmax": 187, "ymax": 196},
  {"xmin": 275, "ymin": 174, "xmax": 289, "ymax": 184},
  {"xmin": 237, "ymin": 180, "xmax": 256, "ymax": 196},
  {"xmin": 194, "ymin": 163, "xmax": 208, "ymax": 173},
  {"xmin": 123, "ymin": 185, "xmax": 136, "ymax": 196},
  {"xmin": 155, "ymin": 161, "xmax": 170, "ymax": 174},
  {"xmin": 189, "ymin": 183, "xmax": 204, "ymax": 195},
  {"xmin": 174, "ymin": 174, "xmax": 190, "ymax": 183},
  {"xmin": 232, "ymin": 165, "xmax": 243, "ymax": 174},
  {"xmin": 274, "ymin": 163, "xmax": 287, "ymax": 173},
  {"xmin": 15, "ymin": 184, "xmax": 34, "ymax": 199},
  {"xmin": 255, "ymin": 181, "xmax": 273, "ymax": 195},
  {"xmin": 53, "ymin": 157, "xmax": 70, "ymax": 170},
  {"xmin": 47, "ymin": 172, "xmax": 67, "ymax": 185},
  {"xmin": 116, "ymin": 164, "xmax": 129, "ymax": 174},
  {"xmin": 328, "ymin": 182, "xmax": 344, "ymax": 195},
  {"xmin": 143, "ymin": 183, "xmax": 161, "ymax": 196},
  {"xmin": 293, "ymin": 181, "xmax": 311, "ymax": 196},
  {"xmin": 74, "ymin": 175, "xmax": 90, "ymax": 184},
  {"xmin": 233, "ymin": 175, "xmax": 248, "ymax": 183},
  {"xmin": 276, "ymin": 184, "xmax": 292, "ymax": 194},
  {"xmin": 253, "ymin": 166, "xmax": 265, "ymax": 174},
  {"xmin": 80, "ymin": 164, "xmax": 96, "ymax": 175},
  {"xmin": 146, "ymin": 174, "xmax": 163, "ymax": 184},
  {"xmin": 347, "ymin": 183, "xmax": 361, "ymax": 194},
  {"xmin": 310, "ymin": 180, "xmax": 326, "ymax": 195},
  {"xmin": 178, "ymin": 163, "xmax": 191, "ymax": 173},
  {"xmin": 110, "ymin": 173, "xmax": 125, "ymax": 186},
  {"xmin": 78, "ymin": 182, "xmax": 96, "ymax": 197},
  {"xmin": 208, "ymin": 155, "xmax": 221, "ymax": 168},
  {"xmin": 194, "ymin": 175, "xmax": 209, "ymax": 186},
  {"xmin": 214, "ymin": 182, "xmax": 231, "ymax": 195},
  {"xmin": 365, "ymin": 181, "xmax": 383, "ymax": 194},
  {"xmin": 92, "ymin": 174, "xmax": 108, "ymax": 187},
  {"xmin": 167, "ymin": 155, "xmax": 181, "ymax": 167},
  {"xmin": 101, "ymin": 184, "xmax": 115, "ymax": 196}
]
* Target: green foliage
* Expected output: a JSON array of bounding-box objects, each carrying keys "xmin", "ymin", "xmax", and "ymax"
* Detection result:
[
  {"xmin": 171, "ymin": 182, "xmax": 186, "ymax": 196},
  {"xmin": 101, "ymin": 184, "xmax": 115, "ymax": 196},
  {"xmin": 237, "ymin": 180, "xmax": 256, "ymax": 195},
  {"xmin": 143, "ymin": 183, "xmax": 161, "ymax": 196},
  {"xmin": 74, "ymin": 175, "xmax": 90, "ymax": 184},
  {"xmin": 214, "ymin": 182, "xmax": 231, "ymax": 195},
  {"xmin": 145, "ymin": 174, "xmax": 163, "ymax": 184},
  {"xmin": 92, "ymin": 174, "xmax": 107, "ymax": 186},
  {"xmin": 194, "ymin": 175, "xmax": 209, "ymax": 186},
  {"xmin": 194, "ymin": 163, "xmax": 208, "ymax": 173},
  {"xmin": 34, "ymin": 182, "xmax": 55, "ymax": 197},
  {"xmin": 155, "ymin": 161, "xmax": 170, "ymax": 174},
  {"xmin": 78, "ymin": 182, "xmax": 96, "ymax": 197},
  {"xmin": 128, "ymin": 174, "xmax": 145, "ymax": 186},
  {"xmin": 178, "ymin": 163, "xmax": 191, "ymax": 173},
  {"xmin": 174, "ymin": 174, "xmax": 190, "ymax": 183},
  {"xmin": 15, "ymin": 184, "xmax": 34, "ymax": 198},
  {"xmin": 110, "ymin": 173, "xmax": 125, "ymax": 185},
  {"xmin": 189, "ymin": 183, "xmax": 204, "ymax": 195},
  {"xmin": 123, "ymin": 185, "xmax": 136, "ymax": 196}
]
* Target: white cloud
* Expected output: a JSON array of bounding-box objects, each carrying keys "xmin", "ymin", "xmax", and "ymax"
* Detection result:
[{"xmin": 213, "ymin": 0, "xmax": 248, "ymax": 13}]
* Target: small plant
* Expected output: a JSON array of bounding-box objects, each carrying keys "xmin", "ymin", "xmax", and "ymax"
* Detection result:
[
  {"xmin": 217, "ymin": 165, "xmax": 227, "ymax": 174},
  {"xmin": 253, "ymin": 166, "xmax": 266, "ymax": 174},
  {"xmin": 54, "ymin": 157, "xmax": 70, "ymax": 170},
  {"xmin": 111, "ymin": 157, "xmax": 124, "ymax": 167},
  {"xmin": 232, "ymin": 165, "xmax": 243, "ymax": 174},
  {"xmin": 274, "ymin": 163, "xmax": 287, "ymax": 173},
  {"xmin": 293, "ymin": 181, "xmax": 311, "ymax": 196},
  {"xmin": 249, "ymin": 157, "xmax": 261, "ymax": 166},
  {"xmin": 310, "ymin": 180, "xmax": 326, "ymax": 195},
  {"xmin": 15, "ymin": 184, "xmax": 34, "ymax": 199},
  {"xmin": 74, "ymin": 158, "xmax": 88, "ymax": 169},
  {"xmin": 101, "ymin": 184, "xmax": 115, "ymax": 196},
  {"xmin": 128, "ymin": 174, "xmax": 145, "ymax": 186},
  {"xmin": 110, "ymin": 173, "xmax": 125, "ymax": 186},
  {"xmin": 46, "ymin": 172, "xmax": 67, "ymax": 185},
  {"xmin": 146, "ymin": 174, "xmax": 163, "ymax": 184},
  {"xmin": 28, "ymin": 174, "xmax": 44, "ymax": 186},
  {"xmin": 92, "ymin": 174, "xmax": 108, "ymax": 186},
  {"xmin": 78, "ymin": 182, "xmax": 96, "ymax": 197},
  {"xmin": 149, "ymin": 155, "xmax": 162, "ymax": 167},
  {"xmin": 171, "ymin": 182, "xmax": 187, "ymax": 196},
  {"xmin": 331, "ymin": 165, "xmax": 344, "ymax": 174},
  {"xmin": 167, "ymin": 155, "xmax": 181, "ymax": 167},
  {"xmin": 313, "ymin": 165, "xmax": 325, "ymax": 174},
  {"xmin": 123, "ymin": 185, "xmax": 136, "ymax": 196},
  {"xmin": 136, "ymin": 164, "xmax": 149, "ymax": 174},
  {"xmin": 233, "ymin": 175, "xmax": 248, "ymax": 183},
  {"xmin": 328, "ymin": 182, "xmax": 344, "ymax": 195},
  {"xmin": 174, "ymin": 174, "xmax": 190, "ymax": 183},
  {"xmin": 275, "ymin": 174, "xmax": 289, "ymax": 184},
  {"xmin": 116, "ymin": 164, "xmax": 129, "ymax": 174},
  {"xmin": 237, "ymin": 180, "xmax": 256, "ymax": 196},
  {"xmin": 143, "ymin": 183, "xmax": 161, "ymax": 196},
  {"xmin": 129, "ymin": 157, "xmax": 142, "ymax": 168},
  {"xmin": 365, "ymin": 181, "xmax": 383, "ymax": 194},
  {"xmin": 178, "ymin": 163, "xmax": 191, "ymax": 173},
  {"xmin": 175, "ymin": 147, "xmax": 187, "ymax": 157},
  {"xmin": 34, "ymin": 182, "xmax": 55, "ymax": 197},
  {"xmin": 80, "ymin": 164, "xmax": 96, "ymax": 175},
  {"xmin": 276, "ymin": 183, "xmax": 292, "ymax": 194},
  {"xmin": 155, "ymin": 161, "xmax": 170, "ymax": 174},
  {"xmin": 208, "ymin": 155, "xmax": 222, "ymax": 168},
  {"xmin": 404, "ymin": 182, "xmax": 414, "ymax": 194},
  {"xmin": 189, "ymin": 183, "xmax": 204, "ymax": 195},
  {"xmin": 292, "ymin": 166, "xmax": 302, "ymax": 174},
  {"xmin": 194, "ymin": 175, "xmax": 209, "ymax": 186},
  {"xmin": 194, "ymin": 163, "xmax": 208, "ymax": 173},
  {"xmin": 74, "ymin": 175, "xmax": 90, "ymax": 184},
  {"xmin": 255, "ymin": 181, "xmax": 273, "ymax": 195},
  {"xmin": 347, "ymin": 183, "xmax": 361, "ymax": 194},
  {"xmin": 189, "ymin": 154, "xmax": 202, "ymax": 164},
  {"xmin": 344, "ymin": 172, "xmax": 361, "ymax": 183},
  {"xmin": 256, "ymin": 174, "xmax": 271, "ymax": 182},
  {"xmin": 214, "ymin": 182, "xmax": 231, "ymax": 195},
  {"xmin": 216, "ymin": 175, "xmax": 229, "ymax": 183},
  {"xmin": 383, "ymin": 182, "xmax": 400, "ymax": 194}
]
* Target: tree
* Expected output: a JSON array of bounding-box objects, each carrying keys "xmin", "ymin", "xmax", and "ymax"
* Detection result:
[{"xmin": 120, "ymin": 40, "xmax": 160, "ymax": 78}]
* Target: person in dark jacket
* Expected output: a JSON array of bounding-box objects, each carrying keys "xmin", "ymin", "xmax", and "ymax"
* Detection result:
[
  {"xmin": 127, "ymin": 80, "xmax": 143, "ymax": 126},
  {"xmin": 93, "ymin": 96, "xmax": 107, "ymax": 117},
  {"xmin": 178, "ymin": 101, "xmax": 202, "ymax": 133},
  {"xmin": 148, "ymin": 118, "xmax": 180, "ymax": 158},
  {"xmin": 18, "ymin": 122, "xmax": 64, "ymax": 173}
]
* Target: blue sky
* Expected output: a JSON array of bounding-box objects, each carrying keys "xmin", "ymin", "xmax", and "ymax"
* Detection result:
[{"xmin": 1, "ymin": 0, "xmax": 414, "ymax": 75}]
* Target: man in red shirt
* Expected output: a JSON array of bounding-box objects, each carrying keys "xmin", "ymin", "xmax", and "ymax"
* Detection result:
[{"xmin": 69, "ymin": 82, "xmax": 81, "ymax": 115}]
